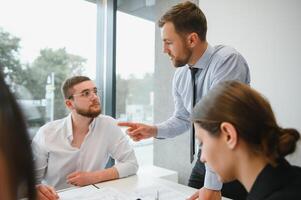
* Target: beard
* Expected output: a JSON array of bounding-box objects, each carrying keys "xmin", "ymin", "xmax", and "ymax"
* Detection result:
[
  {"xmin": 75, "ymin": 103, "xmax": 101, "ymax": 118},
  {"xmin": 172, "ymin": 46, "xmax": 192, "ymax": 68}
]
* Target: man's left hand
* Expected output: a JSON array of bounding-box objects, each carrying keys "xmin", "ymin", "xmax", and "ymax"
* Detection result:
[{"xmin": 66, "ymin": 171, "xmax": 96, "ymax": 186}]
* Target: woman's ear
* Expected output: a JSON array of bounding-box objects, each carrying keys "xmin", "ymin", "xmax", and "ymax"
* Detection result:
[{"xmin": 220, "ymin": 122, "xmax": 238, "ymax": 149}]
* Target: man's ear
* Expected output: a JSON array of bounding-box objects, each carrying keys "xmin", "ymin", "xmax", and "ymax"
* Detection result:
[
  {"xmin": 187, "ymin": 32, "xmax": 198, "ymax": 48},
  {"xmin": 65, "ymin": 99, "xmax": 73, "ymax": 110},
  {"xmin": 220, "ymin": 122, "xmax": 238, "ymax": 150}
]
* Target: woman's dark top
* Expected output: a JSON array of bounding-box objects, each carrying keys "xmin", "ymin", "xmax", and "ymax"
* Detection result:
[{"xmin": 247, "ymin": 159, "xmax": 301, "ymax": 200}]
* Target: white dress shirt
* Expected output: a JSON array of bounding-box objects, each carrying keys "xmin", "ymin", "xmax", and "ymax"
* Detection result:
[{"xmin": 32, "ymin": 114, "xmax": 138, "ymax": 190}]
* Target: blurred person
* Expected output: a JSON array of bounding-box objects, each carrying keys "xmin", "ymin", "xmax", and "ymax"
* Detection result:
[
  {"xmin": 0, "ymin": 67, "xmax": 36, "ymax": 199},
  {"xmin": 32, "ymin": 76, "xmax": 138, "ymax": 200},
  {"xmin": 118, "ymin": 1, "xmax": 250, "ymax": 200},
  {"xmin": 192, "ymin": 80, "xmax": 301, "ymax": 200}
]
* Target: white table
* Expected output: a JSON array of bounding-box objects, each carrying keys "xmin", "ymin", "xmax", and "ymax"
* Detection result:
[
  {"xmin": 58, "ymin": 175, "xmax": 196, "ymax": 199},
  {"xmin": 95, "ymin": 175, "xmax": 196, "ymax": 196},
  {"xmin": 137, "ymin": 165, "xmax": 179, "ymax": 182},
  {"xmin": 59, "ymin": 174, "xmax": 231, "ymax": 200},
  {"xmin": 95, "ymin": 175, "xmax": 231, "ymax": 200}
]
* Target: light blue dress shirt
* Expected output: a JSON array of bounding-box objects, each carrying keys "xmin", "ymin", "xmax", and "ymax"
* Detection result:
[{"xmin": 156, "ymin": 44, "xmax": 250, "ymax": 190}]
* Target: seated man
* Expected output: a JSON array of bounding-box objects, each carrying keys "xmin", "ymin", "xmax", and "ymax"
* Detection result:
[{"xmin": 32, "ymin": 76, "xmax": 138, "ymax": 199}]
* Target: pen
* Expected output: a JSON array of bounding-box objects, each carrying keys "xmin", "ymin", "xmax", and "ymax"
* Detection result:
[
  {"xmin": 92, "ymin": 184, "xmax": 100, "ymax": 189},
  {"xmin": 155, "ymin": 190, "xmax": 159, "ymax": 200}
]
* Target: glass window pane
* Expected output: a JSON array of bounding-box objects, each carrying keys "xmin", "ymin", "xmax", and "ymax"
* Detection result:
[
  {"xmin": 116, "ymin": 10, "xmax": 155, "ymax": 166},
  {"xmin": 116, "ymin": 0, "xmax": 186, "ymax": 166},
  {"xmin": 0, "ymin": 0, "xmax": 96, "ymax": 138}
]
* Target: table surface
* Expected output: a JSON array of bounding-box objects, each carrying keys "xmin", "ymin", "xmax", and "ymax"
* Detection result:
[
  {"xmin": 59, "ymin": 174, "xmax": 231, "ymax": 200},
  {"xmin": 95, "ymin": 175, "xmax": 197, "ymax": 195}
]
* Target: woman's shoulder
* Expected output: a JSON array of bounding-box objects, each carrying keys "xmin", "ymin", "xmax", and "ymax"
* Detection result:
[{"xmin": 265, "ymin": 162, "xmax": 301, "ymax": 200}]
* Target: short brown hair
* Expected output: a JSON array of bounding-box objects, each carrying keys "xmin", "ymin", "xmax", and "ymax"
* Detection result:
[
  {"xmin": 61, "ymin": 76, "xmax": 90, "ymax": 99},
  {"xmin": 158, "ymin": 1, "xmax": 207, "ymax": 41},
  {"xmin": 192, "ymin": 81, "xmax": 300, "ymax": 165}
]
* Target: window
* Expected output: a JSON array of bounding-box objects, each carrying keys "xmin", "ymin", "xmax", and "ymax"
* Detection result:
[
  {"xmin": 115, "ymin": 0, "xmax": 188, "ymax": 167},
  {"xmin": 115, "ymin": 9, "xmax": 155, "ymax": 166},
  {"xmin": 0, "ymin": 0, "xmax": 96, "ymax": 138}
]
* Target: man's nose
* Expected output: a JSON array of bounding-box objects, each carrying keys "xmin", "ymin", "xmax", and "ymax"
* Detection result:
[
  {"xmin": 89, "ymin": 91, "xmax": 98, "ymax": 99},
  {"xmin": 163, "ymin": 44, "xmax": 169, "ymax": 53},
  {"xmin": 200, "ymin": 152, "xmax": 206, "ymax": 163}
]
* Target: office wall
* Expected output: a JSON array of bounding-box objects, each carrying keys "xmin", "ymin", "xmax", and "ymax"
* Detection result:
[
  {"xmin": 154, "ymin": 0, "xmax": 301, "ymax": 185},
  {"xmin": 200, "ymin": 0, "xmax": 301, "ymax": 166}
]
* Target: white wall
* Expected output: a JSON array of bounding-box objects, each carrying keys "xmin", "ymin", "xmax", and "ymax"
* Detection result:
[
  {"xmin": 154, "ymin": 0, "xmax": 301, "ymax": 185},
  {"xmin": 199, "ymin": 0, "xmax": 301, "ymax": 165}
]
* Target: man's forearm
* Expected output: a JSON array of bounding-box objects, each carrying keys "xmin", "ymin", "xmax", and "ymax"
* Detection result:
[
  {"xmin": 94, "ymin": 167, "xmax": 119, "ymax": 183},
  {"xmin": 156, "ymin": 116, "xmax": 190, "ymax": 138}
]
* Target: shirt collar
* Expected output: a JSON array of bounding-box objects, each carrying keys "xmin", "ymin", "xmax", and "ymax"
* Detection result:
[
  {"xmin": 66, "ymin": 114, "xmax": 73, "ymax": 141},
  {"xmin": 187, "ymin": 44, "xmax": 214, "ymax": 70},
  {"xmin": 65, "ymin": 113, "xmax": 97, "ymax": 141},
  {"xmin": 187, "ymin": 44, "xmax": 214, "ymax": 69},
  {"xmin": 89, "ymin": 117, "xmax": 97, "ymax": 131}
]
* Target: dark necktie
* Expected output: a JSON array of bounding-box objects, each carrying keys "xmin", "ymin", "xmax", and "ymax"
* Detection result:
[{"xmin": 190, "ymin": 67, "xmax": 199, "ymax": 163}]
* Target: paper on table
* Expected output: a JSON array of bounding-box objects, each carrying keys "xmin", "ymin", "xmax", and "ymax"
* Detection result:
[
  {"xmin": 59, "ymin": 184, "xmax": 189, "ymax": 200},
  {"xmin": 59, "ymin": 186, "xmax": 133, "ymax": 200},
  {"xmin": 134, "ymin": 184, "xmax": 188, "ymax": 200}
]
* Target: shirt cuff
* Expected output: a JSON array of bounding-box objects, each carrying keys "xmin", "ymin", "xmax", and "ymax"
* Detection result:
[
  {"xmin": 155, "ymin": 124, "xmax": 168, "ymax": 138},
  {"xmin": 204, "ymin": 164, "xmax": 223, "ymax": 190},
  {"xmin": 114, "ymin": 161, "xmax": 138, "ymax": 178}
]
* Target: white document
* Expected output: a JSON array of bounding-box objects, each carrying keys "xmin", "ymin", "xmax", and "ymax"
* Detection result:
[
  {"xmin": 134, "ymin": 184, "xmax": 188, "ymax": 200},
  {"xmin": 59, "ymin": 186, "xmax": 132, "ymax": 200},
  {"xmin": 59, "ymin": 184, "xmax": 188, "ymax": 200}
]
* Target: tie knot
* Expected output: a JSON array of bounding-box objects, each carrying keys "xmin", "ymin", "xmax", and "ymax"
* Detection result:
[{"xmin": 190, "ymin": 67, "xmax": 199, "ymax": 77}]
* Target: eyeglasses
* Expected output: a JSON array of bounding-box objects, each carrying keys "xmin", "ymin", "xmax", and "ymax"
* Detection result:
[{"xmin": 68, "ymin": 88, "xmax": 101, "ymax": 99}]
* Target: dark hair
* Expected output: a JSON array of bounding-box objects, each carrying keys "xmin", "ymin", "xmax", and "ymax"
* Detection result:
[
  {"xmin": 158, "ymin": 1, "xmax": 207, "ymax": 41},
  {"xmin": 191, "ymin": 81, "xmax": 300, "ymax": 165},
  {"xmin": 0, "ymin": 69, "xmax": 36, "ymax": 199},
  {"xmin": 61, "ymin": 76, "xmax": 90, "ymax": 99}
]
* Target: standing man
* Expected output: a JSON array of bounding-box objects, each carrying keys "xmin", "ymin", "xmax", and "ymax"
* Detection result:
[
  {"xmin": 119, "ymin": 1, "xmax": 249, "ymax": 200},
  {"xmin": 32, "ymin": 76, "xmax": 138, "ymax": 200}
]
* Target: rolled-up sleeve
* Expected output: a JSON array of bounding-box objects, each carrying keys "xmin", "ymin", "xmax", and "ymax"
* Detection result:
[{"xmin": 109, "ymin": 123, "xmax": 138, "ymax": 178}]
